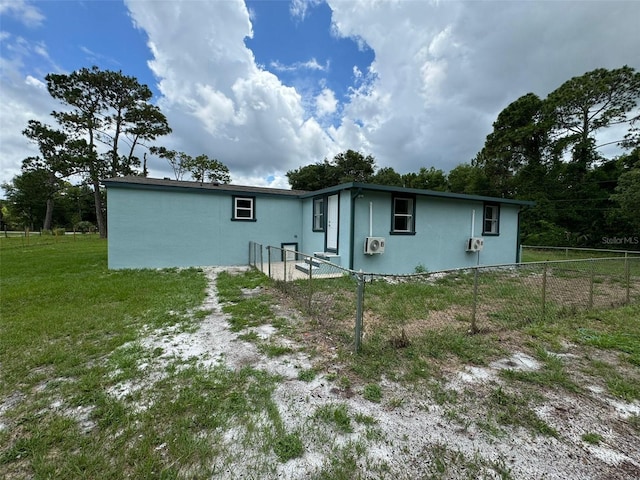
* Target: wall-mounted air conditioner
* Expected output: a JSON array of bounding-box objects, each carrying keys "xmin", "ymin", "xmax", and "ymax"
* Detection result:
[
  {"xmin": 466, "ymin": 237, "xmax": 484, "ymax": 252},
  {"xmin": 364, "ymin": 237, "xmax": 385, "ymax": 254}
]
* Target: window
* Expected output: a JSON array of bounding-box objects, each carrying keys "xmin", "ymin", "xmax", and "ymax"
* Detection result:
[
  {"xmin": 313, "ymin": 197, "xmax": 324, "ymax": 231},
  {"xmin": 391, "ymin": 195, "xmax": 415, "ymax": 234},
  {"xmin": 483, "ymin": 203, "xmax": 500, "ymax": 235},
  {"xmin": 232, "ymin": 196, "xmax": 255, "ymax": 221}
]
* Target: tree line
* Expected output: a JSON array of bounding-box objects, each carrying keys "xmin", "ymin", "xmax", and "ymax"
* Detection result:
[
  {"xmin": 1, "ymin": 66, "xmax": 229, "ymax": 237},
  {"xmin": 2, "ymin": 65, "xmax": 639, "ymax": 247},
  {"xmin": 288, "ymin": 66, "xmax": 640, "ymax": 248}
]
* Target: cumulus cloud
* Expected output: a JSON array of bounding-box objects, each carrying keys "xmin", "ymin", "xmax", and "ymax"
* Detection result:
[
  {"xmin": 125, "ymin": 0, "xmax": 335, "ymax": 182},
  {"xmin": 2, "ymin": 0, "xmax": 638, "ymax": 191},
  {"xmin": 326, "ymin": 0, "xmax": 640, "ymax": 172},
  {"xmin": 315, "ymin": 87, "xmax": 337, "ymax": 117}
]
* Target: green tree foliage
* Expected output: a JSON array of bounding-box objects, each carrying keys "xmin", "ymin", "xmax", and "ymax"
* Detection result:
[
  {"xmin": 333, "ymin": 150, "xmax": 376, "ymax": 183},
  {"xmin": 475, "ymin": 93, "xmax": 554, "ymax": 198},
  {"xmin": 150, "ymin": 148, "xmax": 231, "ymax": 184},
  {"xmin": 187, "ymin": 154, "xmax": 231, "ymax": 185},
  {"xmin": 371, "ymin": 167, "xmax": 403, "ymax": 186},
  {"xmin": 45, "ymin": 66, "xmax": 171, "ymax": 237},
  {"xmin": 287, "ymin": 150, "xmax": 376, "ymax": 190},
  {"xmin": 447, "ymin": 164, "xmax": 489, "ymax": 195},
  {"xmin": 1, "ymin": 170, "xmax": 51, "ymax": 230},
  {"xmin": 150, "ymin": 147, "xmax": 191, "ymax": 180},
  {"xmin": 286, "ymin": 161, "xmax": 337, "ymax": 191},
  {"xmin": 611, "ymin": 149, "xmax": 640, "ymax": 231},
  {"xmin": 1, "ymin": 176, "xmax": 98, "ymax": 231},
  {"xmin": 21, "ymin": 121, "xmax": 73, "ymax": 230},
  {"xmin": 546, "ymin": 66, "xmax": 640, "ymax": 168},
  {"xmin": 475, "ymin": 66, "xmax": 640, "ymax": 247},
  {"xmin": 402, "ymin": 167, "xmax": 448, "ymax": 191}
]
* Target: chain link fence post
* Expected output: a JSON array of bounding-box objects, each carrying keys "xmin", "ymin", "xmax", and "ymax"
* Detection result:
[
  {"xmin": 355, "ymin": 271, "xmax": 365, "ymax": 353},
  {"xmin": 625, "ymin": 254, "xmax": 631, "ymax": 304},
  {"xmin": 267, "ymin": 246, "xmax": 272, "ymax": 279},
  {"xmin": 283, "ymin": 249, "xmax": 288, "ymax": 290},
  {"xmin": 308, "ymin": 255, "xmax": 313, "ymax": 314},
  {"xmin": 471, "ymin": 267, "xmax": 479, "ymax": 333},
  {"xmin": 542, "ymin": 262, "xmax": 548, "ymax": 320},
  {"xmin": 588, "ymin": 259, "xmax": 595, "ymax": 309}
]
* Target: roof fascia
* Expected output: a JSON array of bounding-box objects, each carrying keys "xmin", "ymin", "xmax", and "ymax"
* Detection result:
[{"xmin": 102, "ymin": 179, "xmax": 303, "ymax": 199}]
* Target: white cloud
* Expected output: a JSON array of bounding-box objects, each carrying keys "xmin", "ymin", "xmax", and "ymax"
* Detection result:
[
  {"xmin": 326, "ymin": 0, "xmax": 640, "ymax": 172},
  {"xmin": 24, "ymin": 75, "xmax": 44, "ymax": 89},
  {"xmin": 0, "ymin": 32, "xmax": 62, "ymax": 190},
  {"xmin": 315, "ymin": 87, "xmax": 337, "ymax": 117},
  {"xmin": 125, "ymin": 0, "xmax": 335, "ymax": 181},
  {"xmin": 2, "ymin": 0, "xmax": 639, "ymax": 193},
  {"xmin": 289, "ymin": 0, "xmax": 324, "ymax": 21},
  {"xmin": 0, "ymin": 0, "xmax": 44, "ymax": 28},
  {"xmin": 270, "ymin": 58, "xmax": 328, "ymax": 72}
]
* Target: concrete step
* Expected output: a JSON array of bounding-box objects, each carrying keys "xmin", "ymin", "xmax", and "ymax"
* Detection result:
[{"xmin": 295, "ymin": 262, "xmax": 320, "ymax": 275}]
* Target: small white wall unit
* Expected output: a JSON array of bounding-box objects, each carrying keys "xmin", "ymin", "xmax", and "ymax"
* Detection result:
[
  {"xmin": 365, "ymin": 236, "xmax": 385, "ymax": 254},
  {"xmin": 466, "ymin": 237, "xmax": 484, "ymax": 252}
]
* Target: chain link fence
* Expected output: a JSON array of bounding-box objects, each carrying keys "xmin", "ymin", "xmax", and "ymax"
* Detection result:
[{"xmin": 249, "ymin": 242, "xmax": 640, "ymax": 352}]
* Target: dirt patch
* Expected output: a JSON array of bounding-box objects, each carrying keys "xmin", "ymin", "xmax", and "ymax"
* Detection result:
[{"xmin": 104, "ymin": 267, "xmax": 640, "ymax": 479}]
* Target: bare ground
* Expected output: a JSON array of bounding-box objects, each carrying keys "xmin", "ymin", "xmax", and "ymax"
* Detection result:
[{"xmin": 106, "ymin": 267, "xmax": 640, "ymax": 479}]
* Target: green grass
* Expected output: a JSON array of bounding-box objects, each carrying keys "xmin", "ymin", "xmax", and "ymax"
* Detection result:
[
  {"xmin": 314, "ymin": 403, "xmax": 353, "ymax": 433},
  {"xmin": 500, "ymin": 346, "xmax": 580, "ymax": 393},
  {"xmin": 0, "ymin": 236, "xmax": 206, "ymax": 396},
  {"xmin": 363, "ymin": 383, "xmax": 382, "ymax": 403},
  {"xmin": 350, "ymin": 325, "xmax": 501, "ymax": 382},
  {"xmin": 581, "ymin": 432, "xmax": 603, "ymax": 445},
  {"xmin": 2, "ymin": 235, "xmax": 639, "ymax": 479},
  {"xmin": 217, "ymin": 270, "xmax": 275, "ymax": 331},
  {"xmin": 0, "ymin": 236, "xmax": 297, "ymax": 478},
  {"xmin": 522, "ymin": 247, "xmax": 640, "ymax": 262},
  {"xmin": 486, "ymin": 386, "xmax": 558, "ymax": 438},
  {"xmin": 585, "ymin": 359, "xmax": 640, "ymax": 402},
  {"xmin": 297, "ymin": 368, "xmax": 317, "ymax": 382}
]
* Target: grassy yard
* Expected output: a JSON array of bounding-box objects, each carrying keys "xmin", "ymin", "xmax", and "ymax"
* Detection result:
[
  {"xmin": 1, "ymin": 236, "xmax": 639, "ymax": 479},
  {"xmin": 521, "ymin": 246, "xmax": 640, "ymax": 263}
]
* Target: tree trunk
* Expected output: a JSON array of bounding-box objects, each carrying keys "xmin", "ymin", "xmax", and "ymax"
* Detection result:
[
  {"xmin": 43, "ymin": 197, "xmax": 54, "ymax": 231},
  {"xmin": 92, "ymin": 178, "xmax": 107, "ymax": 238}
]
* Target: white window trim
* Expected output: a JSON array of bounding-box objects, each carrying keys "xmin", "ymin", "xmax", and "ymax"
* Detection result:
[
  {"xmin": 483, "ymin": 204, "xmax": 499, "ymax": 235},
  {"xmin": 392, "ymin": 196, "xmax": 415, "ymax": 234},
  {"xmin": 233, "ymin": 196, "xmax": 255, "ymax": 221},
  {"xmin": 313, "ymin": 197, "xmax": 324, "ymax": 231}
]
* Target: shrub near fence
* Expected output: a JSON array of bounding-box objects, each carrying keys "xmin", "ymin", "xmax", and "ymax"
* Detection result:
[{"xmin": 248, "ymin": 242, "xmax": 640, "ymax": 352}]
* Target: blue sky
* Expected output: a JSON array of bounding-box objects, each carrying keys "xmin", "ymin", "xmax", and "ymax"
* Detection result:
[{"xmin": 1, "ymin": 0, "xmax": 639, "ymax": 190}]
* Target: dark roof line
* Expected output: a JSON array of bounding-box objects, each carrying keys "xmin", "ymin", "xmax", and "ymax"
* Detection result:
[
  {"xmin": 102, "ymin": 176, "xmax": 534, "ymax": 206},
  {"xmin": 333, "ymin": 182, "xmax": 536, "ymax": 206},
  {"xmin": 102, "ymin": 176, "xmax": 307, "ymax": 197}
]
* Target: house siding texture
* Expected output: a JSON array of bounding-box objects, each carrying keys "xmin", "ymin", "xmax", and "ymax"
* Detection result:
[
  {"xmin": 105, "ymin": 178, "xmax": 531, "ymax": 273},
  {"xmin": 107, "ymin": 185, "xmax": 302, "ymax": 269},
  {"xmin": 349, "ymin": 191, "xmax": 521, "ymax": 274}
]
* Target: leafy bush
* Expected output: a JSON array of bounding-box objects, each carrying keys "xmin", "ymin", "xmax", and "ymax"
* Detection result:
[
  {"xmin": 53, "ymin": 227, "xmax": 66, "ymax": 236},
  {"xmin": 75, "ymin": 221, "xmax": 95, "ymax": 234}
]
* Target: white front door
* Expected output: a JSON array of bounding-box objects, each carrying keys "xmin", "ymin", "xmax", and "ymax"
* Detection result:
[{"xmin": 326, "ymin": 194, "xmax": 339, "ymax": 252}]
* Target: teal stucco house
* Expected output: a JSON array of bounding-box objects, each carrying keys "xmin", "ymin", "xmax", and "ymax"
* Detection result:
[{"xmin": 103, "ymin": 176, "xmax": 533, "ymax": 274}]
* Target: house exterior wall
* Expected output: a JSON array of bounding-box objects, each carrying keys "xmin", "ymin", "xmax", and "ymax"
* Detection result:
[
  {"xmin": 300, "ymin": 189, "xmax": 352, "ymax": 268},
  {"xmin": 301, "ymin": 196, "xmax": 325, "ymax": 255},
  {"xmin": 107, "ymin": 186, "xmax": 302, "ymax": 269},
  {"xmin": 350, "ymin": 191, "xmax": 522, "ymax": 274}
]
